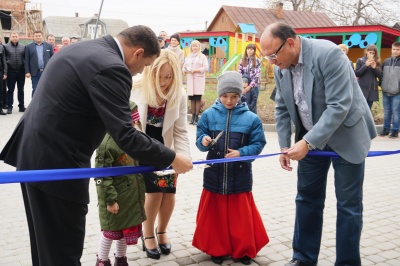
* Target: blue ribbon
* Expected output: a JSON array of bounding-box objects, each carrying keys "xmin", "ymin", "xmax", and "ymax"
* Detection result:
[{"xmin": 0, "ymin": 150, "xmax": 399, "ymax": 184}]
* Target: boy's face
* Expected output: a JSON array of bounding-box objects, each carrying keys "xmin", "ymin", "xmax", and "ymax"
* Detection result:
[
  {"xmin": 243, "ymin": 81, "xmax": 248, "ymax": 88},
  {"xmin": 392, "ymin": 45, "xmax": 400, "ymax": 58},
  {"xmin": 220, "ymin": 93, "xmax": 240, "ymax": 109}
]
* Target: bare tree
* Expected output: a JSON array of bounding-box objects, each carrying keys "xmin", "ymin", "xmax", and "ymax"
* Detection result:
[
  {"xmin": 264, "ymin": 0, "xmax": 400, "ymax": 26},
  {"xmin": 265, "ymin": 0, "xmax": 325, "ymax": 12},
  {"xmin": 322, "ymin": 0, "xmax": 400, "ymax": 26}
]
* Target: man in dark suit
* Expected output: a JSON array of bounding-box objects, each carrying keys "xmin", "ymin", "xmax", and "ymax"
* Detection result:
[
  {"xmin": 260, "ymin": 23, "xmax": 377, "ymax": 266},
  {"xmin": 0, "ymin": 25, "xmax": 193, "ymax": 266},
  {"xmin": 24, "ymin": 30, "xmax": 53, "ymax": 96}
]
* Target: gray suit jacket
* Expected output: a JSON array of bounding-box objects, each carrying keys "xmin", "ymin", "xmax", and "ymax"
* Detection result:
[{"xmin": 274, "ymin": 37, "xmax": 377, "ymax": 164}]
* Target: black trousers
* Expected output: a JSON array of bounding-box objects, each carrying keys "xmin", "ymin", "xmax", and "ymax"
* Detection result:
[
  {"xmin": 21, "ymin": 183, "xmax": 88, "ymax": 266},
  {"xmin": 0, "ymin": 70, "xmax": 4, "ymax": 107},
  {"xmin": 6, "ymin": 70, "xmax": 25, "ymax": 108},
  {"xmin": 2, "ymin": 80, "xmax": 6, "ymax": 107}
]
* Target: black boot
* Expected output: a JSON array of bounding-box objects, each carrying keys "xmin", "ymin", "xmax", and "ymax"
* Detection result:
[
  {"xmin": 114, "ymin": 254, "xmax": 129, "ymax": 266},
  {"xmin": 193, "ymin": 114, "xmax": 198, "ymax": 125},
  {"xmin": 189, "ymin": 114, "xmax": 195, "ymax": 124}
]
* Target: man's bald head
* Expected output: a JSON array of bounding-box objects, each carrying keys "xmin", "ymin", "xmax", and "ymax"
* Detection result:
[{"xmin": 261, "ymin": 22, "xmax": 297, "ymax": 43}]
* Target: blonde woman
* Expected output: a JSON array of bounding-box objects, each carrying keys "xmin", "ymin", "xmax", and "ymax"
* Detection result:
[
  {"xmin": 131, "ymin": 49, "xmax": 191, "ymax": 260},
  {"xmin": 183, "ymin": 40, "xmax": 209, "ymax": 125},
  {"xmin": 338, "ymin": 43, "xmax": 354, "ymax": 71}
]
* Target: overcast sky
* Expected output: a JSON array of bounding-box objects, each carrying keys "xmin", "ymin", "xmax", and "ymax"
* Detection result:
[{"xmin": 33, "ymin": 0, "xmax": 266, "ymax": 37}]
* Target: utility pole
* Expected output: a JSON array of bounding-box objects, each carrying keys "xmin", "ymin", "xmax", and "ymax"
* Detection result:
[{"xmin": 94, "ymin": 0, "xmax": 104, "ymax": 39}]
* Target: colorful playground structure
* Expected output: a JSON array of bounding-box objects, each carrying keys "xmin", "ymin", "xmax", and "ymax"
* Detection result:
[{"xmin": 179, "ymin": 23, "xmax": 400, "ymax": 80}]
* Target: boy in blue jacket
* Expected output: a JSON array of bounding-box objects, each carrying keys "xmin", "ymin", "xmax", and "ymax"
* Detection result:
[{"xmin": 192, "ymin": 71, "xmax": 269, "ymax": 265}]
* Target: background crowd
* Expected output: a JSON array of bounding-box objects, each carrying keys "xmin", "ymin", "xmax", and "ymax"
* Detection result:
[{"xmin": 0, "ymin": 24, "xmax": 399, "ymax": 266}]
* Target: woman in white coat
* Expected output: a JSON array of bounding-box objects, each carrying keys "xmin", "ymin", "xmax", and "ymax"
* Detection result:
[
  {"xmin": 183, "ymin": 40, "xmax": 208, "ymax": 125},
  {"xmin": 131, "ymin": 49, "xmax": 191, "ymax": 260}
]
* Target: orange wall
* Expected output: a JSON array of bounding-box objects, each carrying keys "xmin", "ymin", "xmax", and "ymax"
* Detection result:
[{"xmin": 348, "ymin": 48, "xmax": 392, "ymax": 63}]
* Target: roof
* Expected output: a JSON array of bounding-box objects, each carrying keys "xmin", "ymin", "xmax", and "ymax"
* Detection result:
[
  {"xmin": 43, "ymin": 16, "xmax": 129, "ymax": 38},
  {"xmin": 208, "ymin": 5, "xmax": 336, "ymax": 38},
  {"xmin": 237, "ymin": 23, "xmax": 257, "ymax": 34}
]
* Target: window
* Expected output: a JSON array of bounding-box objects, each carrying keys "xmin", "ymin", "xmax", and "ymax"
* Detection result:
[{"xmin": 88, "ymin": 24, "xmax": 102, "ymax": 39}]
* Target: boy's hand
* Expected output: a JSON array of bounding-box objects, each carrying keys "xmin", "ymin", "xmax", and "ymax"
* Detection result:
[
  {"xmin": 225, "ymin": 148, "xmax": 240, "ymax": 158},
  {"xmin": 202, "ymin": 135, "xmax": 212, "ymax": 146},
  {"xmin": 107, "ymin": 202, "xmax": 119, "ymax": 214}
]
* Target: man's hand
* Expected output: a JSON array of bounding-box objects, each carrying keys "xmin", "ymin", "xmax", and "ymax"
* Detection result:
[
  {"xmin": 286, "ymin": 139, "xmax": 309, "ymax": 161},
  {"xmin": 26, "ymin": 73, "xmax": 31, "ymax": 78},
  {"xmin": 171, "ymin": 153, "xmax": 193, "ymax": 174},
  {"xmin": 279, "ymin": 148, "xmax": 293, "ymax": 171}
]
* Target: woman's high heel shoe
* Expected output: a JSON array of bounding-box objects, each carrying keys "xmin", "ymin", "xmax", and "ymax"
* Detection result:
[
  {"xmin": 155, "ymin": 227, "xmax": 172, "ymax": 255},
  {"xmin": 141, "ymin": 236, "xmax": 161, "ymax": 259}
]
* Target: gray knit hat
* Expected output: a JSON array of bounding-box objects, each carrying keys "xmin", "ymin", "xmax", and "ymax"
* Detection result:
[{"xmin": 217, "ymin": 71, "xmax": 244, "ymax": 97}]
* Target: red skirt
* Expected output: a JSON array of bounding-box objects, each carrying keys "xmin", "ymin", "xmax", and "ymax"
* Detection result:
[{"xmin": 192, "ymin": 189, "xmax": 269, "ymax": 259}]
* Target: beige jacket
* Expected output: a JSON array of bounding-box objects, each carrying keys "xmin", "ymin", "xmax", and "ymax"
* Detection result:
[{"xmin": 131, "ymin": 88, "xmax": 191, "ymax": 158}]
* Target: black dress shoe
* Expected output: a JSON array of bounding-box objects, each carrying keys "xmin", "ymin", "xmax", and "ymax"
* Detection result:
[
  {"xmin": 141, "ymin": 236, "xmax": 160, "ymax": 259},
  {"xmin": 155, "ymin": 227, "xmax": 171, "ymax": 255},
  {"xmin": 285, "ymin": 259, "xmax": 313, "ymax": 266},
  {"xmin": 211, "ymin": 256, "xmax": 224, "ymax": 265},
  {"xmin": 240, "ymin": 256, "xmax": 252, "ymax": 265},
  {"xmin": 19, "ymin": 107, "xmax": 26, "ymax": 112},
  {"xmin": 0, "ymin": 109, "xmax": 6, "ymax": 115}
]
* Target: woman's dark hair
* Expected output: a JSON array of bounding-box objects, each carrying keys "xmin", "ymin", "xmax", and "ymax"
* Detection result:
[
  {"xmin": 241, "ymin": 43, "xmax": 257, "ymax": 68},
  {"xmin": 364, "ymin": 44, "xmax": 381, "ymax": 66},
  {"xmin": 170, "ymin": 33, "xmax": 180, "ymax": 43}
]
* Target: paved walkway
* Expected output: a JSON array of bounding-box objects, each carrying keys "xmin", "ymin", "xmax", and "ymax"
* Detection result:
[{"xmin": 1, "ymin": 80, "xmax": 400, "ymax": 265}]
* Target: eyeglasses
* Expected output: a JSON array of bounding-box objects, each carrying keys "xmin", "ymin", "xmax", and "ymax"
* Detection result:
[{"xmin": 264, "ymin": 39, "xmax": 286, "ymax": 61}]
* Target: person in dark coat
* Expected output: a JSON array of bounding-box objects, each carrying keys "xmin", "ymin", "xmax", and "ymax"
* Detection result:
[
  {"xmin": 355, "ymin": 44, "xmax": 383, "ymax": 109},
  {"xmin": 0, "ymin": 39, "xmax": 7, "ymax": 115},
  {"xmin": 4, "ymin": 31, "xmax": 26, "ymax": 113},
  {"xmin": 0, "ymin": 25, "xmax": 192, "ymax": 266}
]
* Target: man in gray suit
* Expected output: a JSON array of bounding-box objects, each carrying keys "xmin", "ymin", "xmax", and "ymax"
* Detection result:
[{"xmin": 260, "ymin": 23, "xmax": 377, "ymax": 266}]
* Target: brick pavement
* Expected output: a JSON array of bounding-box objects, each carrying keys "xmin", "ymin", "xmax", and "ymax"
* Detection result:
[{"xmin": 1, "ymin": 80, "xmax": 400, "ymax": 265}]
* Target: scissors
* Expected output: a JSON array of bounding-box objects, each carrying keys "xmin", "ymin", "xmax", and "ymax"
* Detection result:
[
  {"xmin": 209, "ymin": 130, "xmax": 224, "ymax": 147},
  {"xmin": 154, "ymin": 162, "xmax": 210, "ymax": 176}
]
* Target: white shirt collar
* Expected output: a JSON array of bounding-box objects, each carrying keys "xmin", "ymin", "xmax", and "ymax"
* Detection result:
[{"xmin": 113, "ymin": 37, "xmax": 125, "ymax": 62}]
